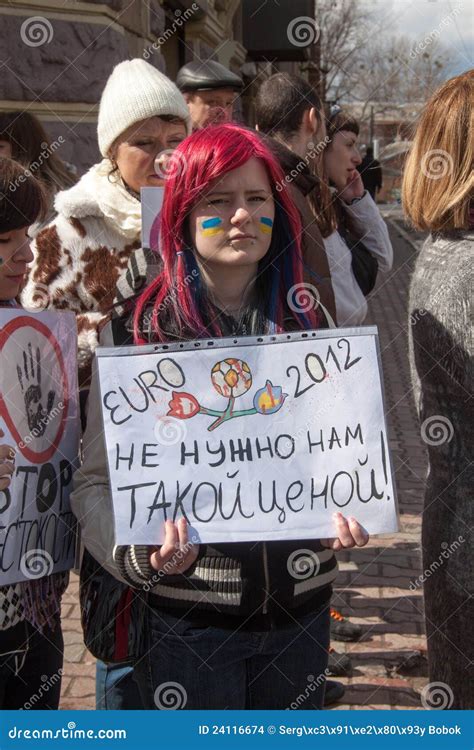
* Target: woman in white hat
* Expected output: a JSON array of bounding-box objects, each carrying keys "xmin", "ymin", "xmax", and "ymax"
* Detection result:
[
  {"xmin": 21, "ymin": 59, "xmax": 190, "ymax": 710},
  {"xmin": 22, "ymin": 59, "xmax": 191, "ymax": 389}
]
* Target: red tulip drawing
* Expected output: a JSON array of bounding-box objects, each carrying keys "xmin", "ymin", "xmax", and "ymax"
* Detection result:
[{"xmin": 167, "ymin": 392, "xmax": 200, "ymax": 419}]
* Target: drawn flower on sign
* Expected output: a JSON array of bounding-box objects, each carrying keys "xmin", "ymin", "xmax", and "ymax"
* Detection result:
[
  {"xmin": 165, "ymin": 359, "xmax": 287, "ymax": 432},
  {"xmin": 253, "ymin": 381, "xmax": 287, "ymax": 415},
  {"xmin": 167, "ymin": 392, "xmax": 200, "ymax": 419}
]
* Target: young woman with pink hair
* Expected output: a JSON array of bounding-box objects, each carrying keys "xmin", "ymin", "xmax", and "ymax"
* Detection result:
[{"xmin": 72, "ymin": 124, "xmax": 369, "ymax": 710}]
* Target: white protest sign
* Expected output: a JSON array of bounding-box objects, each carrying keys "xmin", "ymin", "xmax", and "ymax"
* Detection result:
[
  {"xmin": 0, "ymin": 310, "xmax": 79, "ymax": 584},
  {"xmin": 141, "ymin": 187, "xmax": 164, "ymax": 249},
  {"xmin": 97, "ymin": 327, "xmax": 398, "ymax": 545}
]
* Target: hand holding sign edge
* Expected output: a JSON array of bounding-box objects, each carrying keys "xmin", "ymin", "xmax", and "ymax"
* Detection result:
[
  {"xmin": 321, "ymin": 512, "xmax": 369, "ymax": 551},
  {"xmin": 150, "ymin": 518, "xmax": 199, "ymax": 575}
]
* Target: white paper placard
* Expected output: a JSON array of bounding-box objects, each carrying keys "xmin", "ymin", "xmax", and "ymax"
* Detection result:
[
  {"xmin": 0, "ymin": 310, "xmax": 80, "ymax": 584},
  {"xmin": 141, "ymin": 186, "xmax": 164, "ymax": 249},
  {"xmin": 97, "ymin": 327, "xmax": 398, "ymax": 545}
]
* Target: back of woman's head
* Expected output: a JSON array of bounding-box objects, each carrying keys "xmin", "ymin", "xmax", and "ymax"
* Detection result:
[
  {"xmin": 0, "ymin": 111, "xmax": 75, "ymax": 192},
  {"xmin": 134, "ymin": 123, "xmax": 319, "ymax": 342},
  {"xmin": 0, "ymin": 157, "xmax": 46, "ymax": 232},
  {"xmin": 402, "ymin": 70, "xmax": 474, "ymax": 232}
]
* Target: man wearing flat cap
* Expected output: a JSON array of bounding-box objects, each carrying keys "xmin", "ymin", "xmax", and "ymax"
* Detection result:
[{"xmin": 176, "ymin": 60, "xmax": 243, "ymax": 129}]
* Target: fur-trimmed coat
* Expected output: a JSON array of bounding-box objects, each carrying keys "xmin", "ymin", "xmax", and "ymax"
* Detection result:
[{"xmin": 21, "ymin": 159, "xmax": 141, "ymax": 386}]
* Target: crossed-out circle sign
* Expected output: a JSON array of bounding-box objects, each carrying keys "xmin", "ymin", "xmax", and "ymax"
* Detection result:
[{"xmin": 0, "ymin": 316, "xmax": 69, "ymax": 463}]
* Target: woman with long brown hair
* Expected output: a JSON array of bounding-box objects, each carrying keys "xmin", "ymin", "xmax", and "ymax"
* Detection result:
[
  {"xmin": 0, "ymin": 111, "xmax": 76, "ymax": 231},
  {"xmin": 403, "ymin": 69, "xmax": 473, "ymax": 709}
]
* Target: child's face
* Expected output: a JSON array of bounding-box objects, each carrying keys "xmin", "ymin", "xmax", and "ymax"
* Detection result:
[
  {"xmin": 189, "ymin": 157, "xmax": 275, "ymax": 270},
  {"xmin": 0, "ymin": 227, "xmax": 34, "ymax": 300}
]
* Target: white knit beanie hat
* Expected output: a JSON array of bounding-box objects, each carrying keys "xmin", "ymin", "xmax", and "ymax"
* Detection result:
[{"xmin": 97, "ymin": 59, "xmax": 192, "ymax": 156}]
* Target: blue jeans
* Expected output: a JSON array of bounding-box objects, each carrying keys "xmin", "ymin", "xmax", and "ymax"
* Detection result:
[
  {"xmin": 134, "ymin": 604, "xmax": 330, "ymax": 710},
  {"xmin": 96, "ymin": 660, "xmax": 144, "ymax": 710}
]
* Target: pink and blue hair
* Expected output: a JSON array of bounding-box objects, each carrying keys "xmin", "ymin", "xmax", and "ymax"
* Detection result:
[{"xmin": 134, "ymin": 124, "xmax": 320, "ymax": 343}]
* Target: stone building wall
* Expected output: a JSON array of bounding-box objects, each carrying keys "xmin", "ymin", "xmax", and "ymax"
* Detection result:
[
  {"xmin": 0, "ymin": 1, "xmax": 317, "ymax": 173},
  {"xmin": 0, "ymin": 2, "xmax": 161, "ymax": 169},
  {"xmin": 0, "ymin": 0, "xmax": 244, "ymax": 172}
]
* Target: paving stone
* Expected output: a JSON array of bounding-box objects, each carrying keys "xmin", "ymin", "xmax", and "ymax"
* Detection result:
[
  {"xmin": 63, "ymin": 643, "xmax": 88, "ymax": 664},
  {"xmin": 67, "ymin": 677, "xmax": 96, "ymax": 698}
]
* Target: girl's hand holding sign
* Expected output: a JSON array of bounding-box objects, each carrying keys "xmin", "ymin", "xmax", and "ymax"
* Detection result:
[
  {"xmin": 321, "ymin": 512, "xmax": 369, "ymax": 551},
  {"xmin": 149, "ymin": 518, "xmax": 199, "ymax": 575}
]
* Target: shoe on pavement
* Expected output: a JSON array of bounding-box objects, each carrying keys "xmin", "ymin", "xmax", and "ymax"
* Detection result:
[
  {"xmin": 330, "ymin": 608, "xmax": 362, "ymax": 642},
  {"xmin": 327, "ymin": 647, "xmax": 352, "ymax": 677},
  {"xmin": 324, "ymin": 679, "xmax": 345, "ymax": 706}
]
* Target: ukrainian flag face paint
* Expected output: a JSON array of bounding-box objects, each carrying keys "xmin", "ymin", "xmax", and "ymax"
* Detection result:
[
  {"xmin": 189, "ymin": 158, "xmax": 275, "ymax": 269},
  {"xmin": 200, "ymin": 217, "xmax": 224, "ymax": 237},
  {"xmin": 259, "ymin": 216, "xmax": 273, "ymax": 235}
]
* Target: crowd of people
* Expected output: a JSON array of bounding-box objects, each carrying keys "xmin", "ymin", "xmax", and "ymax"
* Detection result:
[{"xmin": 0, "ymin": 56, "xmax": 472, "ymax": 711}]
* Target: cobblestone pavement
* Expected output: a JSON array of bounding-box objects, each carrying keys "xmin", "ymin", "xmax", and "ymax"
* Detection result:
[
  {"xmin": 329, "ymin": 219, "xmax": 429, "ymax": 710},
  {"xmin": 59, "ymin": 219, "xmax": 429, "ymax": 710}
]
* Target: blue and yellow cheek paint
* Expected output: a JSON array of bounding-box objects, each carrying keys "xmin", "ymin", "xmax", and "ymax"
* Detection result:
[
  {"xmin": 259, "ymin": 216, "xmax": 273, "ymax": 235},
  {"xmin": 201, "ymin": 217, "xmax": 224, "ymax": 237}
]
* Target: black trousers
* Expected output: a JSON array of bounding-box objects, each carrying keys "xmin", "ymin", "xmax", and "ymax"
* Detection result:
[{"xmin": 0, "ymin": 616, "xmax": 64, "ymax": 709}]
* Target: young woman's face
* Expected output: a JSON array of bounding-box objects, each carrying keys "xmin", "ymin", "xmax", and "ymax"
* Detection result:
[
  {"xmin": 324, "ymin": 129, "xmax": 361, "ymax": 188},
  {"xmin": 189, "ymin": 157, "xmax": 275, "ymax": 270},
  {"xmin": 113, "ymin": 116, "xmax": 187, "ymax": 193},
  {"xmin": 0, "ymin": 227, "xmax": 34, "ymax": 300}
]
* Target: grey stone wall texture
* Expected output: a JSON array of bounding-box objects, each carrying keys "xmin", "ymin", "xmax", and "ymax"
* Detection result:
[{"xmin": 0, "ymin": 4, "xmax": 166, "ymax": 172}]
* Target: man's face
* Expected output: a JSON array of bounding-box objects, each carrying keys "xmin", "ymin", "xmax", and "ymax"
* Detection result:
[{"xmin": 185, "ymin": 89, "xmax": 237, "ymax": 129}]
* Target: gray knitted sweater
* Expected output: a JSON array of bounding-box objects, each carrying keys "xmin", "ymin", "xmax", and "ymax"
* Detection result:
[{"xmin": 408, "ymin": 229, "xmax": 473, "ymax": 708}]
